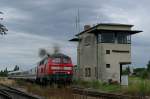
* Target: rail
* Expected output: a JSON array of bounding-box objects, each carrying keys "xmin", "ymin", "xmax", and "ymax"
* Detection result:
[
  {"xmin": 0, "ymin": 84, "xmax": 40, "ymax": 99},
  {"xmin": 72, "ymin": 87, "xmax": 146, "ymax": 99}
]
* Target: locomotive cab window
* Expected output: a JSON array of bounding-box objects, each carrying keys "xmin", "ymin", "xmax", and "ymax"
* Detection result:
[
  {"xmin": 52, "ymin": 58, "xmax": 61, "ymax": 63},
  {"xmin": 63, "ymin": 58, "xmax": 71, "ymax": 64}
]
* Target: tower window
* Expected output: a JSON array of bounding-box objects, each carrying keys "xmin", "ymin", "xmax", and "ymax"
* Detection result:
[
  {"xmin": 99, "ymin": 33, "xmax": 115, "ymax": 43},
  {"xmin": 106, "ymin": 64, "xmax": 110, "ymax": 68},
  {"xmin": 85, "ymin": 68, "xmax": 91, "ymax": 77},
  {"xmin": 98, "ymin": 32, "xmax": 131, "ymax": 44},
  {"xmin": 106, "ymin": 50, "xmax": 110, "ymax": 54},
  {"xmin": 117, "ymin": 33, "xmax": 131, "ymax": 44}
]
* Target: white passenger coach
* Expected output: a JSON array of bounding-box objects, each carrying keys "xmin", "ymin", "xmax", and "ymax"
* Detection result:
[{"xmin": 8, "ymin": 67, "xmax": 37, "ymax": 81}]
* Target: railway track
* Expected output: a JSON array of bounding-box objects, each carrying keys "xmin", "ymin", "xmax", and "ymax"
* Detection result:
[
  {"xmin": 0, "ymin": 84, "xmax": 40, "ymax": 99},
  {"xmin": 72, "ymin": 87, "xmax": 145, "ymax": 99},
  {"xmin": 0, "ymin": 84, "xmax": 146, "ymax": 99}
]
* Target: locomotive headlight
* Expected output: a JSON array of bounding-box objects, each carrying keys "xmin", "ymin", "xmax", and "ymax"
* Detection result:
[
  {"xmin": 67, "ymin": 72, "xmax": 70, "ymax": 74},
  {"xmin": 64, "ymin": 67, "xmax": 72, "ymax": 70},
  {"xmin": 51, "ymin": 66, "xmax": 60, "ymax": 70}
]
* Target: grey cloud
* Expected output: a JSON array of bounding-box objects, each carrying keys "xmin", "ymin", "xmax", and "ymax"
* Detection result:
[
  {"xmin": 0, "ymin": 0, "xmax": 149, "ymax": 70},
  {"xmin": 1, "ymin": 0, "xmax": 110, "ymax": 39}
]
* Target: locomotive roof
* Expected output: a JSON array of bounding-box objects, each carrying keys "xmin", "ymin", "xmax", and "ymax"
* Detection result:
[
  {"xmin": 50, "ymin": 53, "xmax": 70, "ymax": 58},
  {"xmin": 37, "ymin": 53, "xmax": 71, "ymax": 64}
]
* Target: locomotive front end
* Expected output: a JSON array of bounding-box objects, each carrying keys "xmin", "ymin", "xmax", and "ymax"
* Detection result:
[{"xmin": 50, "ymin": 54, "xmax": 73, "ymax": 83}]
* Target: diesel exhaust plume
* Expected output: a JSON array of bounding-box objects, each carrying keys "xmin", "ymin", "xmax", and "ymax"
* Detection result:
[
  {"xmin": 53, "ymin": 44, "xmax": 60, "ymax": 54},
  {"xmin": 38, "ymin": 48, "xmax": 47, "ymax": 58}
]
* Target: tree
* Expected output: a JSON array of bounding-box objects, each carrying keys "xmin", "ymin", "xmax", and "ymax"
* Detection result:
[
  {"xmin": 0, "ymin": 68, "xmax": 8, "ymax": 77},
  {"xmin": 4, "ymin": 67, "xmax": 7, "ymax": 72},
  {"xmin": 134, "ymin": 68, "xmax": 146, "ymax": 73},
  {"xmin": 147, "ymin": 60, "xmax": 150, "ymax": 72},
  {"xmin": 133, "ymin": 68, "xmax": 146, "ymax": 77},
  {"xmin": 122, "ymin": 66, "xmax": 130, "ymax": 75},
  {"xmin": 13, "ymin": 65, "xmax": 19, "ymax": 71},
  {"xmin": 4, "ymin": 67, "xmax": 8, "ymax": 76},
  {"xmin": 0, "ymin": 11, "xmax": 8, "ymax": 35},
  {"xmin": 141, "ymin": 70, "xmax": 149, "ymax": 79}
]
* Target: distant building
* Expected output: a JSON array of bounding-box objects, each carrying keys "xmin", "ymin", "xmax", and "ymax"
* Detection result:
[{"xmin": 70, "ymin": 23, "xmax": 142, "ymax": 83}]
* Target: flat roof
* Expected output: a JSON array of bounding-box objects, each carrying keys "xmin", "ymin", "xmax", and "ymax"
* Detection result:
[
  {"xmin": 69, "ymin": 38, "xmax": 79, "ymax": 41},
  {"xmin": 88, "ymin": 29, "xmax": 142, "ymax": 34},
  {"xmin": 75, "ymin": 23, "xmax": 142, "ymax": 36},
  {"xmin": 95, "ymin": 23, "xmax": 134, "ymax": 27}
]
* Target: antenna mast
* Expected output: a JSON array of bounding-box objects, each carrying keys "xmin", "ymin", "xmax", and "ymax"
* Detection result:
[{"xmin": 75, "ymin": 8, "xmax": 81, "ymax": 33}]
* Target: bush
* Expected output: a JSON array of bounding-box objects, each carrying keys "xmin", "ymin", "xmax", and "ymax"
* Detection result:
[
  {"xmin": 91, "ymin": 80, "xmax": 102, "ymax": 89},
  {"xmin": 141, "ymin": 70, "xmax": 149, "ymax": 79}
]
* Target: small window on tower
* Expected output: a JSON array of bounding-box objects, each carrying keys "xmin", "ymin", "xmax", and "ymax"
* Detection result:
[
  {"xmin": 106, "ymin": 64, "xmax": 110, "ymax": 68},
  {"xmin": 106, "ymin": 50, "xmax": 110, "ymax": 54},
  {"xmin": 85, "ymin": 68, "xmax": 91, "ymax": 77}
]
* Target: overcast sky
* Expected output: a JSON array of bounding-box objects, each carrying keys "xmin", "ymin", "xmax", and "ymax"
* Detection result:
[{"xmin": 0, "ymin": 0, "xmax": 149, "ymax": 70}]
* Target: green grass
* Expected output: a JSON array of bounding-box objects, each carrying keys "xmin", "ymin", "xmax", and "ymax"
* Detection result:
[
  {"xmin": 122, "ymin": 77, "xmax": 150, "ymax": 96},
  {"xmin": 74, "ymin": 77, "xmax": 150, "ymax": 96},
  {"xmin": 99, "ymin": 84, "xmax": 121, "ymax": 92},
  {"xmin": 14, "ymin": 77, "xmax": 150, "ymax": 96},
  {"xmin": 74, "ymin": 79, "xmax": 121, "ymax": 92}
]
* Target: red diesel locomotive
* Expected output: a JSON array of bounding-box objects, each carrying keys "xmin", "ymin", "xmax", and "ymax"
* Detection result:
[{"xmin": 36, "ymin": 53, "xmax": 73, "ymax": 84}]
